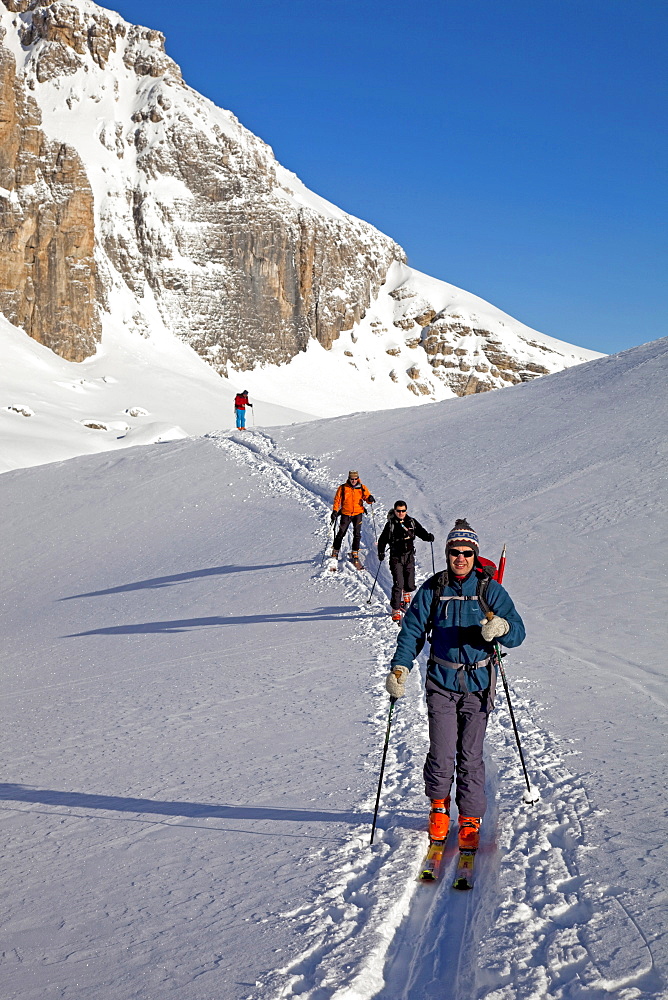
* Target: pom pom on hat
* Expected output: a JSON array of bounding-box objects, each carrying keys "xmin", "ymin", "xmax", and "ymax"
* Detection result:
[{"xmin": 445, "ymin": 518, "xmax": 479, "ymax": 551}]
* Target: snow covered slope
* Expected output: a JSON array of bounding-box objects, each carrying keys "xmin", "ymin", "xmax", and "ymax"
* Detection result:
[
  {"xmin": 1, "ymin": 324, "xmax": 665, "ymax": 992},
  {"xmin": 0, "ymin": 313, "xmax": 314, "ymax": 473}
]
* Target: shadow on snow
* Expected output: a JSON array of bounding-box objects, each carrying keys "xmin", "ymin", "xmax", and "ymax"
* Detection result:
[
  {"xmin": 60, "ymin": 561, "xmax": 314, "ymax": 600},
  {"xmin": 0, "ymin": 784, "xmax": 422, "ymax": 832},
  {"xmin": 64, "ymin": 606, "xmax": 384, "ymax": 636}
]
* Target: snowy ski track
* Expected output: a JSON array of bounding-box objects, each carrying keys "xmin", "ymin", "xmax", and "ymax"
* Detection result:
[{"xmin": 210, "ymin": 430, "xmax": 657, "ymax": 1000}]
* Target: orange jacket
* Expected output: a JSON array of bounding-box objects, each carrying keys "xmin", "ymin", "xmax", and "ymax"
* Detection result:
[{"xmin": 333, "ymin": 481, "xmax": 372, "ymax": 517}]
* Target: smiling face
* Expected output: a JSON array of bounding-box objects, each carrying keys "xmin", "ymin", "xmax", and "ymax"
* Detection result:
[
  {"xmin": 448, "ymin": 544, "xmax": 476, "ymax": 577},
  {"xmin": 394, "ymin": 504, "xmax": 407, "ymax": 519}
]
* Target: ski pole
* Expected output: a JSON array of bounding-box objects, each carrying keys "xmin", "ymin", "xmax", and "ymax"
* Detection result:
[
  {"xmin": 369, "ymin": 504, "xmax": 378, "ymax": 544},
  {"xmin": 491, "ymin": 544, "xmax": 538, "ymax": 805},
  {"xmin": 367, "ymin": 560, "xmax": 382, "ymax": 603},
  {"xmin": 490, "ymin": 636, "xmax": 538, "ymax": 805},
  {"xmin": 321, "ymin": 523, "xmax": 335, "ymax": 566},
  {"xmin": 430, "ymin": 540, "xmax": 435, "ymax": 574},
  {"xmin": 370, "ymin": 696, "xmax": 397, "ymax": 845}
]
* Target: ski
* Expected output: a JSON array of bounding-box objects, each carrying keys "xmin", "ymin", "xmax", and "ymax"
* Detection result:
[
  {"xmin": 418, "ymin": 838, "xmax": 447, "ymax": 882},
  {"xmin": 452, "ymin": 849, "xmax": 476, "ymax": 890}
]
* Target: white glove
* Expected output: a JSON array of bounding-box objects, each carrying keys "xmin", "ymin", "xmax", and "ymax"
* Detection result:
[
  {"xmin": 481, "ymin": 615, "xmax": 510, "ymax": 641},
  {"xmin": 385, "ymin": 665, "xmax": 409, "ymax": 698}
]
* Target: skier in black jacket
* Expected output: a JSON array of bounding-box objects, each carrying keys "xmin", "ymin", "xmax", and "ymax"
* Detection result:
[{"xmin": 377, "ymin": 501, "xmax": 434, "ymax": 621}]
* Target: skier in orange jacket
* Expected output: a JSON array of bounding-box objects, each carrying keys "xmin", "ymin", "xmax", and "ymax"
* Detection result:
[{"xmin": 329, "ymin": 470, "xmax": 376, "ymax": 569}]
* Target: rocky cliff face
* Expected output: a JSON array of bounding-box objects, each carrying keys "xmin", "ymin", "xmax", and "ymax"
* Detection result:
[
  {"xmin": 0, "ymin": 0, "xmax": 403, "ymax": 372},
  {"xmin": 0, "ymin": 14, "xmax": 98, "ymax": 361},
  {"xmin": 0, "ymin": 0, "xmax": 598, "ymax": 400}
]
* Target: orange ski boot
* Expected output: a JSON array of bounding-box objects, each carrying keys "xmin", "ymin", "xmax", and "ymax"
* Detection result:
[
  {"xmin": 458, "ymin": 816, "xmax": 481, "ymax": 850},
  {"xmin": 428, "ymin": 797, "xmax": 451, "ymax": 842}
]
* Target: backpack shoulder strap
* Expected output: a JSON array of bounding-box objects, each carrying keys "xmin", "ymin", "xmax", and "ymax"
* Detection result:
[
  {"xmin": 475, "ymin": 565, "xmax": 494, "ymax": 617},
  {"xmin": 425, "ymin": 570, "xmax": 447, "ymax": 639}
]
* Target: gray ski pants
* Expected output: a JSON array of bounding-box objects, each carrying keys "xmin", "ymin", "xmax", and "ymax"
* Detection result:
[{"xmin": 423, "ymin": 677, "xmax": 490, "ymax": 818}]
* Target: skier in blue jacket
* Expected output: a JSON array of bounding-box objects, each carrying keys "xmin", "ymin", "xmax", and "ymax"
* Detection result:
[{"xmin": 385, "ymin": 518, "xmax": 525, "ymax": 848}]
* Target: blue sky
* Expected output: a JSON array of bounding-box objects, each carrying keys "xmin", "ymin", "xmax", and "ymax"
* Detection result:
[{"xmin": 110, "ymin": 0, "xmax": 666, "ymax": 355}]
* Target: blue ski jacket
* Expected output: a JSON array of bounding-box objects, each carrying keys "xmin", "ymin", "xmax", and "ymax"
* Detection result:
[{"xmin": 391, "ymin": 570, "xmax": 525, "ymax": 695}]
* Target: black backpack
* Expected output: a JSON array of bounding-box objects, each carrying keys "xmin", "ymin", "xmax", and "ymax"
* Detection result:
[{"xmin": 386, "ymin": 512, "xmax": 416, "ymax": 550}]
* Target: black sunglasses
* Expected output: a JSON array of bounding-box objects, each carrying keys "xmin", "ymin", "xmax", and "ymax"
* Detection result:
[
  {"xmin": 449, "ymin": 548, "xmax": 475, "ymax": 558},
  {"xmin": 394, "ymin": 507, "xmax": 407, "ymax": 512}
]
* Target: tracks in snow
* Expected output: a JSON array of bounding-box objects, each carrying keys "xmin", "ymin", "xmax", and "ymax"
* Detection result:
[{"xmin": 209, "ymin": 430, "xmax": 659, "ymax": 1000}]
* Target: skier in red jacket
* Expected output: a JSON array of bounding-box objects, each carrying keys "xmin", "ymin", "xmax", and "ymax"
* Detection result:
[{"xmin": 234, "ymin": 390, "xmax": 253, "ymax": 430}]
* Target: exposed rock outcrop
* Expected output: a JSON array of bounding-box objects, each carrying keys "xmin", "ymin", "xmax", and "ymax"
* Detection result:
[
  {"xmin": 419, "ymin": 314, "xmax": 550, "ymax": 389},
  {"xmin": 0, "ymin": 21, "xmax": 98, "ymax": 360}
]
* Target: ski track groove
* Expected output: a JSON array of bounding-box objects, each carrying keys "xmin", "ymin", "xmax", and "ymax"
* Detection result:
[{"xmin": 209, "ymin": 430, "xmax": 658, "ymax": 1000}]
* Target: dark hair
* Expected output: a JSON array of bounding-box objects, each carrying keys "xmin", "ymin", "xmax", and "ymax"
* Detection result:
[{"xmin": 394, "ymin": 500, "xmax": 407, "ymax": 510}]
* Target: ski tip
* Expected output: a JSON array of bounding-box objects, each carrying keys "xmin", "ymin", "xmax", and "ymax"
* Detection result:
[
  {"xmin": 452, "ymin": 848, "xmax": 476, "ymax": 889},
  {"xmin": 417, "ymin": 839, "xmax": 447, "ymax": 882}
]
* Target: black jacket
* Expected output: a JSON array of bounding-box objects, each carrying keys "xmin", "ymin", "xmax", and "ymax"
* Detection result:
[{"xmin": 377, "ymin": 512, "xmax": 433, "ymax": 559}]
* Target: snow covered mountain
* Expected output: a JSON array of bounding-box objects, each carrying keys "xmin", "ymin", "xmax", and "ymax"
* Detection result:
[
  {"xmin": 2, "ymin": 337, "xmax": 666, "ymax": 999},
  {"xmin": 0, "ymin": 0, "xmax": 601, "ymax": 448}
]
